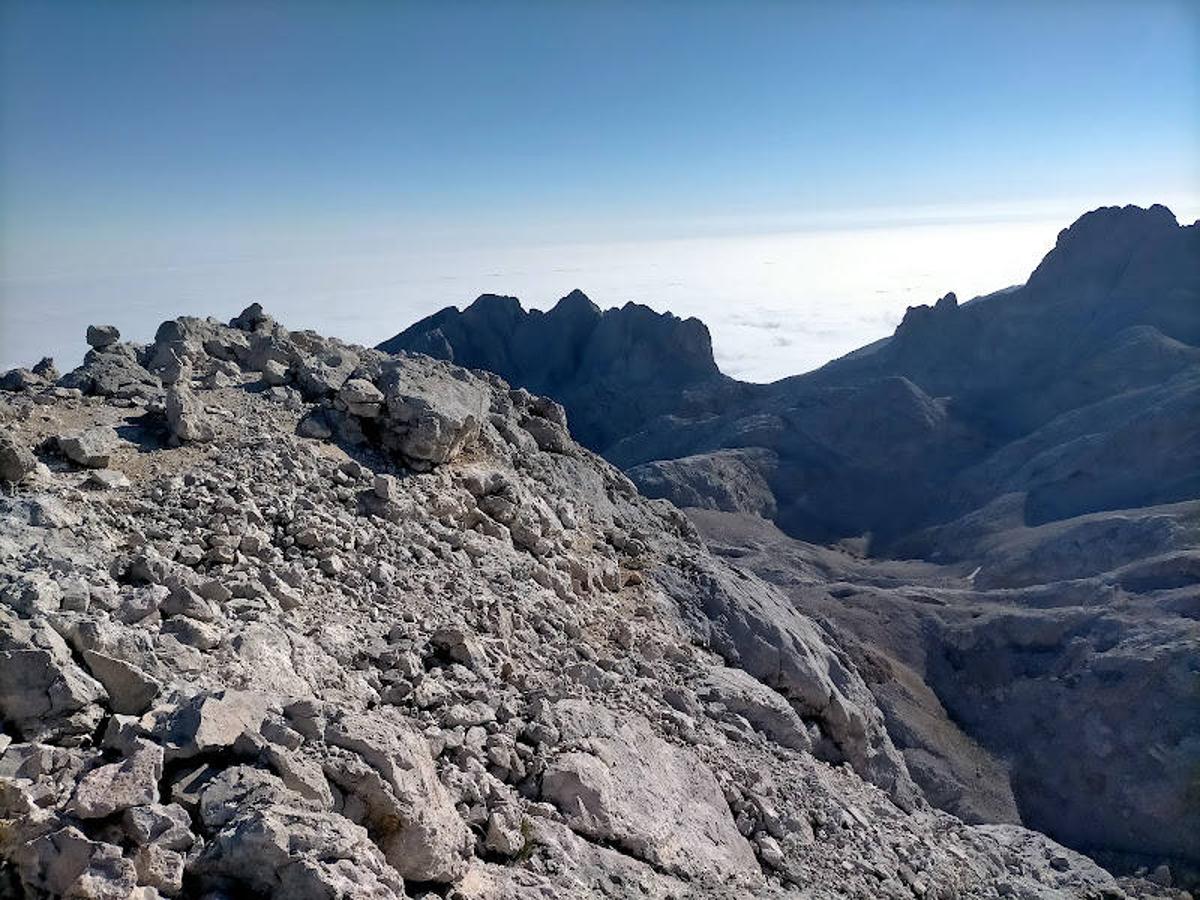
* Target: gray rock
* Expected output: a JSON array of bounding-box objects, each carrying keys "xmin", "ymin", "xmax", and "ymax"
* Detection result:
[
  {"xmin": 0, "ymin": 649, "xmax": 107, "ymax": 742},
  {"xmin": 58, "ymin": 426, "xmax": 119, "ymax": 468},
  {"xmin": 86, "ymin": 324, "xmax": 121, "ymax": 349},
  {"xmin": 68, "ymin": 738, "xmax": 164, "ymax": 818},
  {"xmin": 0, "ymin": 435, "xmax": 38, "ymax": 483},
  {"xmin": 165, "ymin": 382, "xmax": 215, "ymax": 443},
  {"xmin": 699, "ymin": 664, "xmax": 813, "ymax": 752},
  {"xmin": 325, "ymin": 708, "xmax": 472, "ymax": 882},
  {"xmin": 9, "ymin": 826, "xmax": 139, "ymax": 899},
  {"xmin": 338, "ymin": 377, "xmax": 385, "ymax": 417},
  {"xmin": 150, "ymin": 690, "xmax": 272, "ymax": 760},
  {"xmin": 83, "ymin": 469, "xmax": 131, "ymax": 490},
  {"xmin": 261, "ymin": 358, "xmax": 290, "ymax": 386},
  {"xmin": 80, "ymin": 649, "xmax": 161, "ymax": 714},
  {"xmin": 541, "ymin": 700, "xmax": 761, "ymax": 887}
]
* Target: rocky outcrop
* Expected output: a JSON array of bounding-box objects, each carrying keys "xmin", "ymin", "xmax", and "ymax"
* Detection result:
[
  {"xmin": 629, "ymin": 448, "xmax": 778, "ymax": 518},
  {"xmin": 379, "ymin": 289, "xmax": 733, "ymax": 453},
  {"xmin": 0, "ymin": 307, "xmax": 1125, "ymax": 899}
]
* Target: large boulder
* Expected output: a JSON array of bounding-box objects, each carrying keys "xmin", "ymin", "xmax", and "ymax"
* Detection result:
[
  {"xmin": 541, "ymin": 700, "xmax": 761, "ymax": 887},
  {"xmin": 148, "ymin": 690, "xmax": 273, "ymax": 760},
  {"xmin": 376, "ymin": 357, "xmax": 490, "ymax": 466},
  {"xmin": 193, "ymin": 766, "xmax": 406, "ymax": 898},
  {"xmin": 0, "ymin": 649, "xmax": 107, "ymax": 743},
  {"xmin": 323, "ymin": 707, "xmax": 472, "ymax": 883}
]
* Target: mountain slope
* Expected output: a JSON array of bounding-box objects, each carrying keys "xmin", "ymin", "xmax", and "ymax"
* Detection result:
[
  {"xmin": 382, "ymin": 205, "xmax": 1200, "ymax": 554},
  {"xmin": 0, "ymin": 308, "xmax": 1138, "ymax": 898}
]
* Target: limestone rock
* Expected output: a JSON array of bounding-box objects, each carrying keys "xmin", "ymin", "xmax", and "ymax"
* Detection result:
[
  {"xmin": 80, "ymin": 649, "xmax": 161, "ymax": 715},
  {"xmin": 0, "ymin": 435, "xmax": 37, "ymax": 483},
  {"xmin": 86, "ymin": 324, "xmax": 121, "ymax": 349},
  {"xmin": 541, "ymin": 700, "xmax": 761, "ymax": 887},
  {"xmin": 325, "ymin": 708, "xmax": 472, "ymax": 882},
  {"xmin": 149, "ymin": 690, "xmax": 272, "ymax": 760},
  {"xmin": 68, "ymin": 739, "xmax": 164, "ymax": 818},
  {"xmin": 165, "ymin": 382, "xmax": 215, "ymax": 443},
  {"xmin": 58, "ymin": 427, "xmax": 119, "ymax": 468},
  {"xmin": 0, "ymin": 649, "xmax": 107, "ymax": 742}
]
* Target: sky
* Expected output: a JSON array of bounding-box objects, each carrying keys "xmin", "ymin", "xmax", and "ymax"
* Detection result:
[{"xmin": 2, "ymin": 0, "xmax": 1198, "ymax": 379}]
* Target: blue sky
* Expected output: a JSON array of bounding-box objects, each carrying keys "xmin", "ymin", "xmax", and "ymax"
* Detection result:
[{"xmin": 1, "ymin": 1, "xmax": 1198, "ymax": 374}]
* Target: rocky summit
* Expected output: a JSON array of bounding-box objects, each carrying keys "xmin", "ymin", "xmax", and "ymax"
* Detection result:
[{"xmin": 0, "ymin": 304, "xmax": 1164, "ymax": 899}]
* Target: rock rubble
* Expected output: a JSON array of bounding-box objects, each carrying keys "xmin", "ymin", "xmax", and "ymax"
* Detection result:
[{"xmin": 0, "ymin": 307, "xmax": 1141, "ymax": 899}]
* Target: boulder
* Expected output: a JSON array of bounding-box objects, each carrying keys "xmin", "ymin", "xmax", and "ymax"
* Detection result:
[
  {"xmin": 324, "ymin": 708, "xmax": 472, "ymax": 882},
  {"xmin": 9, "ymin": 826, "xmax": 139, "ymax": 899},
  {"xmin": 338, "ymin": 377, "xmax": 385, "ymax": 417},
  {"xmin": 164, "ymin": 382, "xmax": 215, "ymax": 443},
  {"xmin": 541, "ymin": 700, "xmax": 761, "ymax": 886},
  {"xmin": 0, "ymin": 435, "xmax": 38, "ymax": 483},
  {"xmin": 58, "ymin": 427, "xmax": 119, "ymax": 469},
  {"xmin": 149, "ymin": 690, "xmax": 272, "ymax": 760},
  {"xmin": 699, "ymin": 664, "xmax": 813, "ymax": 752},
  {"xmin": 81, "ymin": 649, "xmax": 161, "ymax": 715},
  {"xmin": 194, "ymin": 765, "xmax": 406, "ymax": 898},
  {"xmin": 376, "ymin": 357, "xmax": 489, "ymax": 465},
  {"xmin": 0, "ymin": 649, "xmax": 107, "ymax": 742},
  {"xmin": 86, "ymin": 324, "xmax": 121, "ymax": 349},
  {"xmin": 68, "ymin": 738, "xmax": 164, "ymax": 818}
]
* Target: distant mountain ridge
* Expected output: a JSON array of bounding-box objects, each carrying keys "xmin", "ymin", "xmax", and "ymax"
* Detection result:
[
  {"xmin": 379, "ymin": 288, "xmax": 730, "ymax": 452},
  {"xmin": 381, "ymin": 204, "xmax": 1200, "ymax": 551}
]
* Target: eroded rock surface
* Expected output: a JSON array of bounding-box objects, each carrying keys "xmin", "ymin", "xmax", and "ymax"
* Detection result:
[{"xmin": 0, "ymin": 308, "xmax": 1138, "ymax": 898}]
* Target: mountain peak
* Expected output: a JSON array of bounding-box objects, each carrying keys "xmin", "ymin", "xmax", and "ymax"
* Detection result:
[{"xmin": 1028, "ymin": 203, "xmax": 1181, "ymax": 291}]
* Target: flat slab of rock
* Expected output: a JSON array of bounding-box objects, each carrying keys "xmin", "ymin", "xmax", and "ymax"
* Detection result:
[
  {"xmin": 81, "ymin": 649, "xmax": 161, "ymax": 714},
  {"xmin": 541, "ymin": 700, "xmax": 762, "ymax": 887}
]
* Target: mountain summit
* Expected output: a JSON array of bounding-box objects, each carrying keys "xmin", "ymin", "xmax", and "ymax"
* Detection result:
[{"xmin": 379, "ymin": 290, "xmax": 727, "ymax": 452}]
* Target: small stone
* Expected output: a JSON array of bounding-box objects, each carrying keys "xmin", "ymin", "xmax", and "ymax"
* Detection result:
[
  {"xmin": 83, "ymin": 469, "xmax": 131, "ymax": 490},
  {"xmin": 756, "ymin": 833, "xmax": 785, "ymax": 868},
  {"xmin": 485, "ymin": 804, "xmax": 527, "ymax": 857},
  {"xmin": 374, "ymin": 473, "xmax": 401, "ymax": 501}
]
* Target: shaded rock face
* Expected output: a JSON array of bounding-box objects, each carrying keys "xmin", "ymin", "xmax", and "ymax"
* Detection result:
[
  {"xmin": 380, "ymin": 206, "xmax": 1199, "ymax": 554},
  {"xmin": 0, "ymin": 307, "xmax": 1123, "ymax": 899},
  {"xmin": 928, "ymin": 607, "xmax": 1200, "ymax": 868},
  {"xmin": 629, "ymin": 448, "xmax": 778, "ymax": 518},
  {"xmin": 379, "ymin": 289, "xmax": 731, "ymax": 454},
  {"xmin": 685, "ymin": 505, "xmax": 1200, "ymax": 891}
]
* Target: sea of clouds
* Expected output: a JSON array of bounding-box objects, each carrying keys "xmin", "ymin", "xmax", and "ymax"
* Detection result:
[{"xmin": 0, "ymin": 215, "xmax": 1131, "ymax": 383}]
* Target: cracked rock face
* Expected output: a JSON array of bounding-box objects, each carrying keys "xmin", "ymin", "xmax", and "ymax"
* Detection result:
[{"xmin": 0, "ymin": 307, "xmax": 1134, "ymax": 899}]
